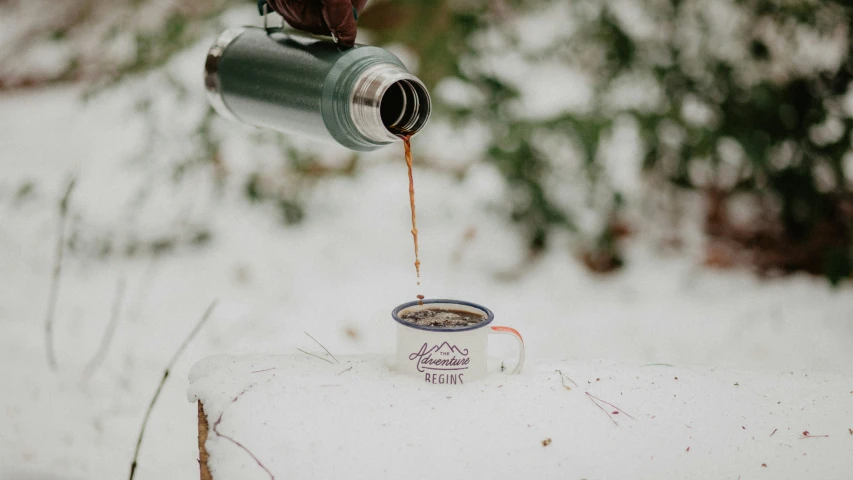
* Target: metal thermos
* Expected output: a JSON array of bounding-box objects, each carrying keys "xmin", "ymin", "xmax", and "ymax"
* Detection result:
[{"xmin": 204, "ymin": 27, "xmax": 431, "ymax": 151}]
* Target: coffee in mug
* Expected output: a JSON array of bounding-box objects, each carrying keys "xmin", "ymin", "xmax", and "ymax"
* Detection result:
[
  {"xmin": 400, "ymin": 307, "xmax": 487, "ymax": 328},
  {"xmin": 392, "ymin": 299, "xmax": 524, "ymax": 384}
]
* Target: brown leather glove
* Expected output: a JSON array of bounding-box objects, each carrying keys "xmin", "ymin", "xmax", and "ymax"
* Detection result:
[{"xmin": 267, "ymin": 0, "xmax": 369, "ymax": 48}]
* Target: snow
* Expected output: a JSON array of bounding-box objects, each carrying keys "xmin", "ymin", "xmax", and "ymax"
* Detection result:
[
  {"xmin": 1, "ymin": 81, "xmax": 851, "ymax": 479},
  {"xmin": 1, "ymin": 5, "xmax": 852, "ymax": 479},
  {"xmin": 188, "ymin": 354, "xmax": 853, "ymax": 479}
]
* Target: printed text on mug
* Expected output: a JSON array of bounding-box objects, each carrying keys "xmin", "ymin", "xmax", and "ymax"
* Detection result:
[{"xmin": 408, "ymin": 341, "xmax": 470, "ymax": 384}]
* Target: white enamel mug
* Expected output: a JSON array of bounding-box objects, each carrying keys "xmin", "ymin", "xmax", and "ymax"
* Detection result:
[{"xmin": 392, "ymin": 299, "xmax": 524, "ymax": 384}]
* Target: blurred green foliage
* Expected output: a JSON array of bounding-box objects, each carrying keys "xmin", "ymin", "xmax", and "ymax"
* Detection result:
[
  {"xmin": 364, "ymin": 0, "xmax": 853, "ymax": 281},
  {"xmin": 16, "ymin": 0, "xmax": 851, "ymax": 281}
]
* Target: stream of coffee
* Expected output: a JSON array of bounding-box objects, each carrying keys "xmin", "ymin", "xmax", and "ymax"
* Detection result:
[{"xmin": 402, "ymin": 135, "xmax": 421, "ymax": 286}]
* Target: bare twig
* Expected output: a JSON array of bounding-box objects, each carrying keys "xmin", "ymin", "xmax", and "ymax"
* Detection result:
[
  {"xmin": 44, "ymin": 177, "xmax": 76, "ymax": 371},
  {"xmin": 336, "ymin": 366, "xmax": 353, "ymax": 375},
  {"xmin": 303, "ymin": 332, "xmax": 339, "ymax": 364},
  {"xmin": 555, "ymin": 369, "xmax": 578, "ymax": 389},
  {"xmin": 770, "ymin": 428, "xmax": 777, "ymax": 437},
  {"xmin": 799, "ymin": 435, "xmax": 829, "ymax": 439},
  {"xmin": 129, "ymin": 299, "xmax": 218, "ymax": 480},
  {"xmin": 585, "ymin": 392, "xmax": 636, "ymax": 420},
  {"xmin": 296, "ymin": 348, "xmax": 334, "ymax": 364},
  {"xmin": 251, "ymin": 367, "xmax": 275, "ymax": 374},
  {"xmin": 83, "ymin": 277, "xmax": 127, "ymax": 380},
  {"xmin": 212, "ymin": 392, "xmax": 275, "ymax": 479},
  {"xmin": 587, "ymin": 394, "xmax": 618, "ymax": 426}
]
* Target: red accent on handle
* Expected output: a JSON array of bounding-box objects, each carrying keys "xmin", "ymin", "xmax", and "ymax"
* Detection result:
[{"xmin": 491, "ymin": 326, "xmax": 523, "ymax": 343}]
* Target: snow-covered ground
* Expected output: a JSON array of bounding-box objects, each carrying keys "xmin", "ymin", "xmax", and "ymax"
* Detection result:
[
  {"xmin": 2, "ymin": 51, "xmax": 853, "ymax": 480},
  {"xmin": 189, "ymin": 354, "xmax": 853, "ymax": 479}
]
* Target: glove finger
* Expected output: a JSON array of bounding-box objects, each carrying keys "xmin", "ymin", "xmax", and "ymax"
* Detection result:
[
  {"xmin": 269, "ymin": 0, "xmax": 329, "ymax": 36},
  {"xmin": 321, "ymin": 0, "xmax": 358, "ymax": 47},
  {"xmin": 352, "ymin": 0, "xmax": 368, "ymax": 15}
]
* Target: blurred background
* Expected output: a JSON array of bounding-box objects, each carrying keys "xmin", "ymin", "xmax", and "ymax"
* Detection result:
[{"xmin": 1, "ymin": 0, "xmax": 852, "ymax": 478}]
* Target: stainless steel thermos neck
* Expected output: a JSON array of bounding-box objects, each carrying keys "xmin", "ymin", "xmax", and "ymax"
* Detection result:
[{"xmin": 204, "ymin": 27, "xmax": 431, "ymax": 151}]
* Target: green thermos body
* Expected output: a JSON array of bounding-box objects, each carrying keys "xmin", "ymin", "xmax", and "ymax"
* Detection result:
[{"xmin": 204, "ymin": 27, "xmax": 431, "ymax": 151}]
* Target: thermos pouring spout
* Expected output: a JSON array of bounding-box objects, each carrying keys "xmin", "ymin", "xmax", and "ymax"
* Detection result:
[{"xmin": 204, "ymin": 27, "xmax": 431, "ymax": 152}]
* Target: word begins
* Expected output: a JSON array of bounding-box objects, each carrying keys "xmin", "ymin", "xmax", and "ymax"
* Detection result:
[{"xmin": 425, "ymin": 372, "xmax": 464, "ymax": 384}]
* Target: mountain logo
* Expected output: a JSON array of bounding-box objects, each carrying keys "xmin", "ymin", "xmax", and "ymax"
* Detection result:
[{"xmin": 408, "ymin": 341, "xmax": 470, "ymax": 373}]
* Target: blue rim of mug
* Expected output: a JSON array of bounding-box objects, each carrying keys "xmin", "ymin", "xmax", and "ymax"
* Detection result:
[{"xmin": 392, "ymin": 299, "xmax": 495, "ymax": 332}]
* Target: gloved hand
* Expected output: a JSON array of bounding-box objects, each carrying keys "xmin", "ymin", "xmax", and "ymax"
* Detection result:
[{"xmin": 265, "ymin": 0, "xmax": 369, "ymax": 48}]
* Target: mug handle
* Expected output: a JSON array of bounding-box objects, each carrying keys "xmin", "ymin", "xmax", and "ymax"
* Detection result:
[{"xmin": 489, "ymin": 326, "xmax": 525, "ymax": 374}]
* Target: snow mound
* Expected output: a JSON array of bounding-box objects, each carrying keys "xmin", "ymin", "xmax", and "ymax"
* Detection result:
[{"xmin": 189, "ymin": 354, "xmax": 853, "ymax": 479}]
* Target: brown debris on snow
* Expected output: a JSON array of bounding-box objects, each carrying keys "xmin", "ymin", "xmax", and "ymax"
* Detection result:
[
  {"xmin": 198, "ymin": 403, "xmax": 212, "ymax": 480},
  {"xmin": 344, "ymin": 326, "xmax": 360, "ymax": 340}
]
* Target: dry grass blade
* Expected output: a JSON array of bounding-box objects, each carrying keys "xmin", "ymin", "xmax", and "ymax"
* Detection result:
[
  {"xmin": 587, "ymin": 394, "xmax": 618, "ymax": 426},
  {"xmin": 555, "ymin": 369, "xmax": 578, "ymax": 389},
  {"xmin": 128, "ymin": 299, "xmax": 218, "ymax": 480},
  {"xmin": 303, "ymin": 331, "xmax": 340, "ymax": 364},
  {"xmin": 83, "ymin": 277, "xmax": 126, "ymax": 380},
  {"xmin": 212, "ymin": 390, "xmax": 274, "ymax": 479},
  {"xmin": 296, "ymin": 348, "xmax": 334, "ymax": 364},
  {"xmin": 585, "ymin": 392, "xmax": 636, "ymax": 420},
  {"xmin": 44, "ymin": 176, "xmax": 76, "ymax": 371}
]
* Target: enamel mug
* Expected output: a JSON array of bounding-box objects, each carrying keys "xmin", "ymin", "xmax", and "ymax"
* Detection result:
[{"xmin": 392, "ymin": 299, "xmax": 524, "ymax": 385}]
